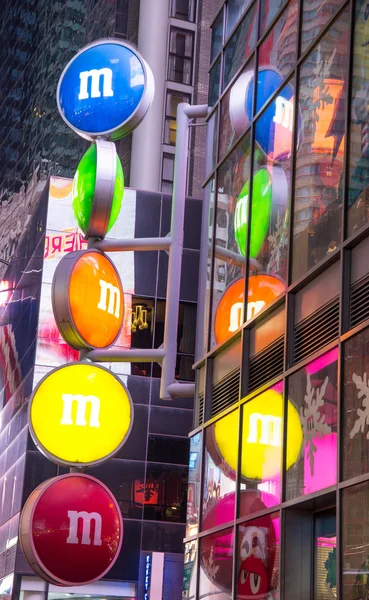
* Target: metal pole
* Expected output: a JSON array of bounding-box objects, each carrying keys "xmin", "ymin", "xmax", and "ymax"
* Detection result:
[
  {"xmin": 93, "ymin": 237, "xmax": 171, "ymax": 252},
  {"xmin": 160, "ymin": 103, "xmax": 208, "ymax": 400},
  {"xmin": 86, "ymin": 348, "xmax": 166, "ymax": 362}
]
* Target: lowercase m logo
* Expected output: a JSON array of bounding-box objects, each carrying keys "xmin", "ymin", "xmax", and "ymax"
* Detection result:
[
  {"xmin": 60, "ymin": 394, "xmax": 101, "ymax": 428},
  {"xmin": 97, "ymin": 279, "xmax": 121, "ymax": 318},
  {"xmin": 78, "ymin": 68, "xmax": 114, "ymax": 100},
  {"xmin": 66, "ymin": 510, "xmax": 103, "ymax": 546}
]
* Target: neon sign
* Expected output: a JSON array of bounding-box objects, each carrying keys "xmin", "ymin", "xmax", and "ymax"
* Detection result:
[{"xmin": 144, "ymin": 555, "xmax": 151, "ymax": 600}]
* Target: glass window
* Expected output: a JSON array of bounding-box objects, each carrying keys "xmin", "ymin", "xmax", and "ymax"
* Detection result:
[
  {"xmin": 342, "ymin": 481, "xmax": 369, "ymax": 600},
  {"xmin": 347, "ymin": 0, "xmax": 369, "ymax": 236},
  {"xmin": 200, "ymin": 527, "xmax": 234, "ymax": 599},
  {"xmin": 343, "ymin": 327, "xmax": 369, "ymax": 480},
  {"xmin": 186, "ymin": 432, "xmax": 202, "ymax": 537},
  {"xmin": 239, "ymin": 384, "xmax": 283, "ymax": 518},
  {"xmin": 202, "ymin": 411, "xmax": 239, "ymax": 529},
  {"xmin": 164, "ymin": 90, "xmax": 191, "ymax": 145},
  {"xmin": 260, "ymin": 0, "xmax": 287, "ymax": 35},
  {"xmin": 246, "ymin": 81, "xmax": 293, "ymax": 321},
  {"xmin": 237, "ymin": 513, "xmax": 280, "ymax": 599},
  {"xmin": 171, "ymin": 0, "xmax": 196, "ymax": 22},
  {"xmin": 161, "ymin": 152, "xmax": 175, "ymax": 193},
  {"xmin": 205, "ymin": 109, "xmax": 218, "ymax": 177},
  {"xmin": 183, "ymin": 540, "xmax": 198, "ymax": 599},
  {"xmin": 301, "ymin": 0, "xmax": 345, "ymax": 55},
  {"xmin": 211, "ymin": 134, "xmax": 251, "ymax": 348},
  {"xmin": 285, "ymin": 348, "xmax": 338, "ymax": 501},
  {"xmin": 168, "ymin": 28, "xmax": 194, "ymax": 85},
  {"xmin": 314, "ymin": 509, "xmax": 337, "ymax": 600},
  {"xmin": 226, "ymin": 0, "xmax": 253, "ymax": 37},
  {"xmin": 223, "ymin": 4, "xmax": 257, "ymax": 90},
  {"xmin": 143, "ymin": 463, "xmax": 188, "ymax": 523},
  {"xmin": 211, "ymin": 9, "xmax": 224, "ymax": 63},
  {"xmin": 218, "ymin": 59, "xmax": 254, "ymax": 162},
  {"xmin": 203, "ymin": 179, "xmax": 215, "ymax": 354},
  {"xmin": 209, "ymin": 57, "xmax": 221, "ymax": 107},
  {"xmin": 292, "ymin": 11, "xmax": 349, "ymax": 281},
  {"xmin": 258, "ymin": 0, "xmax": 298, "ymax": 102}
]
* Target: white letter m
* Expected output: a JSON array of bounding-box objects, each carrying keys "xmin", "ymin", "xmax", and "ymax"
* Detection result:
[
  {"xmin": 66, "ymin": 511, "xmax": 102, "ymax": 546},
  {"xmin": 78, "ymin": 68, "xmax": 114, "ymax": 100}
]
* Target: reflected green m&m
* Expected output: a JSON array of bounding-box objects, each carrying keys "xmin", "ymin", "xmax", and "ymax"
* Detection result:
[
  {"xmin": 234, "ymin": 168, "xmax": 272, "ymax": 258},
  {"xmin": 72, "ymin": 143, "xmax": 124, "ymax": 234}
]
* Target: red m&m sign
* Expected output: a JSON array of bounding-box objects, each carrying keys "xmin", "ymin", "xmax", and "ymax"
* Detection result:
[{"xmin": 19, "ymin": 473, "xmax": 123, "ymax": 586}]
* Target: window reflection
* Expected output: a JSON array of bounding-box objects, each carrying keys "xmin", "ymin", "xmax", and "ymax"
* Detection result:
[
  {"xmin": 223, "ymin": 4, "xmax": 257, "ymax": 90},
  {"xmin": 342, "ymin": 481, "xmax": 369, "ymax": 600},
  {"xmin": 211, "ymin": 134, "xmax": 250, "ymax": 347},
  {"xmin": 286, "ymin": 349, "xmax": 338, "ymax": 500},
  {"xmin": 260, "ymin": 0, "xmax": 287, "ymax": 35},
  {"xmin": 200, "ymin": 527, "xmax": 234, "ymax": 599},
  {"xmin": 301, "ymin": 0, "xmax": 344, "ymax": 55},
  {"xmin": 237, "ymin": 513, "xmax": 280, "ymax": 600},
  {"xmin": 202, "ymin": 412, "xmax": 239, "ymax": 529},
  {"xmin": 186, "ymin": 433, "xmax": 202, "ymax": 537},
  {"xmin": 348, "ymin": 0, "xmax": 369, "ymax": 235},
  {"xmin": 292, "ymin": 11, "xmax": 349, "ymax": 281}
]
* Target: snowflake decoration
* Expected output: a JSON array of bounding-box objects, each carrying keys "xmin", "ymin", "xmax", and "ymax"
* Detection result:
[
  {"xmin": 203, "ymin": 545, "xmax": 219, "ymax": 580},
  {"xmin": 300, "ymin": 374, "xmax": 331, "ymax": 476},
  {"xmin": 350, "ymin": 373, "xmax": 369, "ymax": 440},
  {"xmin": 267, "ymin": 210, "xmax": 287, "ymax": 273},
  {"xmin": 299, "ymin": 45, "xmax": 336, "ymax": 137}
]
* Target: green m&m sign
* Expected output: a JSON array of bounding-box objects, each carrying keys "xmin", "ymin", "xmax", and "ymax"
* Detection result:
[
  {"xmin": 234, "ymin": 168, "xmax": 272, "ymax": 258},
  {"xmin": 72, "ymin": 142, "xmax": 124, "ymax": 236}
]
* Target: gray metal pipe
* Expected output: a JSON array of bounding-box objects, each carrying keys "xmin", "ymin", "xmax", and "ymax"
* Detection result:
[
  {"xmin": 160, "ymin": 103, "xmax": 208, "ymax": 400},
  {"xmin": 166, "ymin": 382, "xmax": 196, "ymax": 397},
  {"xmin": 92, "ymin": 237, "xmax": 171, "ymax": 252},
  {"xmin": 86, "ymin": 348, "xmax": 166, "ymax": 362}
]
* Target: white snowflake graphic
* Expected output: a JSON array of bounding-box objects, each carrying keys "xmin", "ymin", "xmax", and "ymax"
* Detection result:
[
  {"xmin": 267, "ymin": 210, "xmax": 287, "ymax": 273},
  {"xmin": 300, "ymin": 374, "xmax": 331, "ymax": 475},
  {"xmin": 203, "ymin": 545, "xmax": 219, "ymax": 580},
  {"xmin": 350, "ymin": 373, "xmax": 369, "ymax": 440}
]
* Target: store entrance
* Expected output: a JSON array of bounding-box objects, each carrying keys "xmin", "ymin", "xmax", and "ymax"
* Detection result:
[{"xmin": 314, "ymin": 508, "xmax": 337, "ymax": 600}]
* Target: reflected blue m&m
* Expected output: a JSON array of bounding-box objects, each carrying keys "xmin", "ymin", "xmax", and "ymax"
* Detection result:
[
  {"xmin": 229, "ymin": 68, "xmax": 300, "ymax": 158},
  {"xmin": 57, "ymin": 40, "xmax": 152, "ymax": 139}
]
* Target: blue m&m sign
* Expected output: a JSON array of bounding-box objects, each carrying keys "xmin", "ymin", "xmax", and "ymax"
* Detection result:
[{"xmin": 57, "ymin": 39, "xmax": 154, "ymax": 141}]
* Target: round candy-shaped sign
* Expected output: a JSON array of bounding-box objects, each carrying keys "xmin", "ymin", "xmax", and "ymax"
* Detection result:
[
  {"xmin": 234, "ymin": 168, "xmax": 273, "ymax": 258},
  {"xmin": 73, "ymin": 142, "xmax": 124, "ymax": 236},
  {"xmin": 57, "ymin": 39, "xmax": 154, "ymax": 140},
  {"xmin": 52, "ymin": 249, "xmax": 124, "ymax": 350},
  {"xmin": 29, "ymin": 363, "xmax": 133, "ymax": 466},
  {"xmin": 19, "ymin": 474, "xmax": 123, "ymax": 586}
]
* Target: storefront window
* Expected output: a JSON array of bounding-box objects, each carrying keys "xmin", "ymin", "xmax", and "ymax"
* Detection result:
[
  {"xmin": 343, "ymin": 327, "xmax": 369, "ymax": 480},
  {"xmin": 223, "ymin": 4, "xmax": 257, "ymax": 90},
  {"xmin": 239, "ymin": 384, "xmax": 284, "ymax": 518},
  {"xmin": 186, "ymin": 432, "xmax": 202, "ymax": 537},
  {"xmin": 258, "ymin": 0, "xmax": 298, "ymax": 104},
  {"xmin": 219, "ymin": 59, "xmax": 254, "ymax": 161},
  {"xmin": 183, "ymin": 540, "xmax": 198, "ymax": 599},
  {"xmin": 347, "ymin": 0, "xmax": 369, "ymax": 236},
  {"xmin": 226, "ymin": 0, "xmax": 253, "ymax": 38},
  {"xmin": 202, "ymin": 411, "xmax": 239, "ymax": 529},
  {"xmin": 210, "ymin": 134, "xmax": 250, "ymax": 348},
  {"xmin": 209, "ymin": 57, "xmax": 221, "ymax": 107},
  {"xmin": 200, "ymin": 527, "xmax": 234, "ymax": 599},
  {"xmin": 292, "ymin": 10, "xmax": 349, "ymax": 281},
  {"xmin": 260, "ymin": 0, "xmax": 287, "ymax": 36},
  {"xmin": 236, "ymin": 512, "xmax": 280, "ymax": 600},
  {"xmin": 285, "ymin": 348, "xmax": 338, "ymax": 500},
  {"xmin": 301, "ymin": 0, "xmax": 344, "ymax": 54},
  {"xmin": 342, "ymin": 481, "xmax": 369, "ymax": 600},
  {"xmin": 244, "ymin": 82, "xmax": 293, "ymax": 320}
]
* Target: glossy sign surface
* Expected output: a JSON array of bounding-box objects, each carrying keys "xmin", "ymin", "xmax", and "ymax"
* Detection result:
[
  {"xmin": 73, "ymin": 143, "xmax": 124, "ymax": 235},
  {"xmin": 19, "ymin": 474, "xmax": 123, "ymax": 585},
  {"xmin": 29, "ymin": 363, "xmax": 133, "ymax": 466},
  {"xmin": 57, "ymin": 40, "xmax": 154, "ymax": 140},
  {"xmin": 52, "ymin": 249, "xmax": 124, "ymax": 349}
]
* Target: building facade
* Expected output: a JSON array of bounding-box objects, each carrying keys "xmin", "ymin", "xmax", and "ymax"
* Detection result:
[{"xmin": 186, "ymin": 0, "xmax": 369, "ymax": 599}]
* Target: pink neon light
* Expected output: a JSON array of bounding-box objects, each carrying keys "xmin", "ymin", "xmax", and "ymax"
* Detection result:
[{"xmin": 306, "ymin": 348, "xmax": 338, "ymax": 375}]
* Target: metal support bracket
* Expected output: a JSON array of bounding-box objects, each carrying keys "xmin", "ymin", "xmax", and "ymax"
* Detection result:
[{"xmin": 86, "ymin": 103, "xmax": 208, "ymax": 400}]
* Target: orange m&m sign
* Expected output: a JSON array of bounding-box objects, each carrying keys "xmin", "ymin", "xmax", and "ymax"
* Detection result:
[
  {"xmin": 52, "ymin": 249, "xmax": 123, "ymax": 350},
  {"xmin": 214, "ymin": 275, "xmax": 285, "ymax": 346}
]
